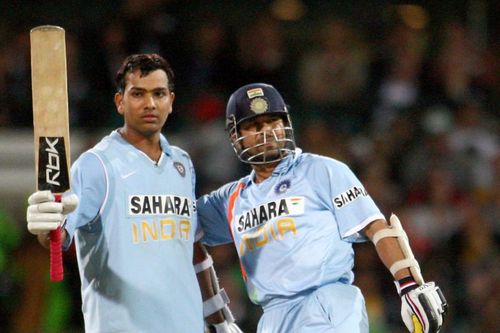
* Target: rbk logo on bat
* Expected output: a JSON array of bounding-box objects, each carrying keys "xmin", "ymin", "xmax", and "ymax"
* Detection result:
[{"xmin": 38, "ymin": 136, "xmax": 69, "ymax": 192}]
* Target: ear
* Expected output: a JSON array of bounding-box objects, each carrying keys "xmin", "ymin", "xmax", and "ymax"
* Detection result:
[
  {"xmin": 114, "ymin": 92, "xmax": 124, "ymax": 115},
  {"xmin": 166, "ymin": 92, "xmax": 175, "ymax": 114},
  {"xmin": 169, "ymin": 92, "xmax": 175, "ymax": 114}
]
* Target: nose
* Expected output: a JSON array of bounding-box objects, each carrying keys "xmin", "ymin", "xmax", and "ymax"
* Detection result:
[{"xmin": 144, "ymin": 94, "xmax": 156, "ymax": 109}]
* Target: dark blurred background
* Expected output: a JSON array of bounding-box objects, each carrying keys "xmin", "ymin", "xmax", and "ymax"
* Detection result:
[{"xmin": 0, "ymin": 1, "xmax": 498, "ymax": 332}]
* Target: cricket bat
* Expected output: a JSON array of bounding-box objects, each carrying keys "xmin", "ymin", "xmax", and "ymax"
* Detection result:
[{"xmin": 30, "ymin": 25, "xmax": 71, "ymax": 282}]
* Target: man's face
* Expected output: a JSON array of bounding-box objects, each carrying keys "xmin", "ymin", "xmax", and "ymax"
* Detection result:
[
  {"xmin": 238, "ymin": 114, "xmax": 286, "ymax": 161},
  {"xmin": 114, "ymin": 69, "xmax": 175, "ymax": 137}
]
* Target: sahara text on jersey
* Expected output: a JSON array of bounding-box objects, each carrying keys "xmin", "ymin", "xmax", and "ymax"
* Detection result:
[{"xmin": 235, "ymin": 196, "xmax": 305, "ymax": 233}]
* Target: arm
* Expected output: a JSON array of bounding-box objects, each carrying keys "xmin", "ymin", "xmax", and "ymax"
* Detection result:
[
  {"xmin": 364, "ymin": 219, "xmax": 412, "ymax": 280},
  {"xmin": 363, "ymin": 215, "xmax": 448, "ymax": 333},
  {"xmin": 193, "ymin": 241, "xmax": 243, "ymax": 333}
]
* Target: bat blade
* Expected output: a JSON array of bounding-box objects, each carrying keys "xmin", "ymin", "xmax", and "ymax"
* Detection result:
[{"xmin": 30, "ymin": 25, "xmax": 71, "ymax": 282}]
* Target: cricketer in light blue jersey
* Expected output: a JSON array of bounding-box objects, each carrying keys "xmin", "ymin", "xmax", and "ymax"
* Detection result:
[
  {"xmin": 26, "ymin": 54, "xmax": 245, "ymax": 333},
  {"xmin": 198, "ymin": 149, "xmax": 383, "ymax": 332},
  {"xmin": 64, "ymin": 130, "xmax": 203, "ymax": 333},
  {"xmin": 196, "ymin": 83, "xmax": 447, "ymax": 333}
]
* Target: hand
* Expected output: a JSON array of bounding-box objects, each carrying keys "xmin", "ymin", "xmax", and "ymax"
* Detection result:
[
  {"xmin": 401, "ymin": 282, "xmax": 447, "ymax": 333},
  {"xmin": 207, "ymin": 321, "xmax": 244, "ymax": 333},
  {"xmin": 27, "ymin": 190, "xmax": 78, "ymax": 235}
]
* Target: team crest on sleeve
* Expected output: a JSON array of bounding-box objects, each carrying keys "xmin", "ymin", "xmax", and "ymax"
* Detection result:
[
  {"xmin": 173, "ymin": 161, "xmax": 186, "ymax": 177},
  {"xmin": 333, "ymin": 186, "xmax": 369, "ymax": 209},
  {"xmin": 274, "ymin": 179, "xmax": 291, "ymax": 194}
]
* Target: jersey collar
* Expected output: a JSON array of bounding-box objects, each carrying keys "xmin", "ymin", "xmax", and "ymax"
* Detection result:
[
  {"xmin": 112, "ymin": 129, "xmax": 173, "ymax": 156},
  {"xmin": 246, "ymin": 148, "xmax": 302, "ymax": 185},
  {"xmin": 159, "ymin": 133, "xmax": 173, "ymax": 156}
]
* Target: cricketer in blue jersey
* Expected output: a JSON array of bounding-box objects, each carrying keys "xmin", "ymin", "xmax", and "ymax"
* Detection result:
[
  {"xmin": 26, "ymin": 54, "xmax": 242, "ymax": 333},
  {"xmin": 197, "ymin": 83, "xmax": 447, "ymax": 333}
]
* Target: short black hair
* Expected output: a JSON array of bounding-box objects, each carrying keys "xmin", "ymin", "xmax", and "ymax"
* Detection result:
[{"xmin": 115, "ymin": 54, "xmax": 175, "ymax": 93}]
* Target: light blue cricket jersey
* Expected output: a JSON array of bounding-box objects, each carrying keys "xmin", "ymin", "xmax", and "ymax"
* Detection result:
[
  {"xmin": 64, "ymin": 130, "xmax": 203, "ymax": 333},
  {"xmin": 197, "ymin": 149, "xmax": 384, "ymax": 307}
]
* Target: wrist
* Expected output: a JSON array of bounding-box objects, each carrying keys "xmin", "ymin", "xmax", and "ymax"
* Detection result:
[{"xmin": 395, "ymin": 276, "xmax": 418, "ymax": 296}]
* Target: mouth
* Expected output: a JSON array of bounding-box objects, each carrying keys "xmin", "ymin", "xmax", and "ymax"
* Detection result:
[{"xmin": 142, "ymin": 114, "xmax": 159, "ymax": 122}]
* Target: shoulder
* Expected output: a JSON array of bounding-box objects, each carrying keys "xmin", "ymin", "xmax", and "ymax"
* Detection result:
[
  {"xmin": 198, "ymin": 179, "xmax": 243, "ymax": 204},
  {"xmin": 297, "ymin": 152, "xmax": 351, "ymax": 174},
  {"xmin": 73, "ymin": 150, "xmax": 104, "ymax": 171},
  {"xmin": 169, "ymin": 145, "xmax": 192, "ymax": 161}
]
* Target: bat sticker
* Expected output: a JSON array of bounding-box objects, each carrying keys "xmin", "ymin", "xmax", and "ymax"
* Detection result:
[{"xmin": 38, "ymin": 136, "xmax": 70, "ymax": 192}]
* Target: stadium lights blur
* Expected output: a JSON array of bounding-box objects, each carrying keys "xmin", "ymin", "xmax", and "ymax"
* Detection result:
[
  {"xmin": 397, "ymin": 5, "xmax": 429, "ymax": 30},
  {"xmin": 271, "ymin": 0, "xmax": 306, "ymax": 21}
]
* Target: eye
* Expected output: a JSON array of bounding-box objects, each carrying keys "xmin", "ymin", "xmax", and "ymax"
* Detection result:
[
  {"xmin": 154, "ymin": 90, "xmax": 167, "ymax": 98},
  {"xmin": 132, "ymin": 91, "xmax": 143, "ymax": 97}
]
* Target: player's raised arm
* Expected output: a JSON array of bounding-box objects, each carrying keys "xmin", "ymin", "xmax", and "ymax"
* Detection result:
[
  {"xmin": 364, "ymin": 215, "xmax": 448, "ymax": 333},
  {"xmin": 193, "ymin": 241, "xmax": 243, "ymax": 333}
]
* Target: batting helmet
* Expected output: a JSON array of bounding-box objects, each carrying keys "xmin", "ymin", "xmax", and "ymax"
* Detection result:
[{"xmin": 226, "ymin": 83, "xmax": 296, "ymax": 164}]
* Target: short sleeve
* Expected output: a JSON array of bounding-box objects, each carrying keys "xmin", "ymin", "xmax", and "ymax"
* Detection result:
[
  {"xmin": 63, "ymin": 152, "xmax": 106, "ymax": 249},
  {"xmin": 197, "ymin": 185, "xmax": 236, "ymax": 246},
  {"xmin": 309, "ymin": 157, "xmax": 385, "ymax": 243}
]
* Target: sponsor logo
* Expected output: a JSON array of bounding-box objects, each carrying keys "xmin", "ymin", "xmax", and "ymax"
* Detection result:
[
  {"xmin": 333, "ymin": 186, "xmax": 369, "ymax": 209},
  {"xmin": 235, "ymin": 196, "xmax": 304, "ymax": 233},
  {"xmin": 128, "ymin": 195, "xmax": 192, "ymax": 217},
  {"xmin": 38, "ymin": 136, "xmax": 69, "ymax": 192},
  {"xmin": 121, "ymin": 171, "xmax": 136, "ymax": 179}
]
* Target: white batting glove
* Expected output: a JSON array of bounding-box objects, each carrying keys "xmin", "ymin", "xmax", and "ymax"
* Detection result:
[
  {"xmin": 26, "ymin": 190, "xmax": 78, "ymax": 235},
  {"xmin": 207, "ymin": 321, "xmax": 244, "ymax": 333},
  {"xmin": 401, "ymin": 281, "xmax": 447, "ymax": 333}
]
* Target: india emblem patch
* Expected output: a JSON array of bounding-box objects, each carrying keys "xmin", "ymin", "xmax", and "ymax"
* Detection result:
[
  {"xmin": 275, "ymin": 179, "xmax": 291, "ymax": 194},
  {"xmin": 173, "ymin": 161, "xmax": 186, "ymax": 177},
  {"xmin": 250, "ymin": 97, "xmax": 269, "ymax": 114}
]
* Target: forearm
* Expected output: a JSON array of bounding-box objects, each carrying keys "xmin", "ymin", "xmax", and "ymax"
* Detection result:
[
  {"xmin": 364, "ymin": 219, "xmax": 412, "ymax": 280},
  {"xmin": 193, "ymin": 242, "xmax": 225, "ymax": 324}
]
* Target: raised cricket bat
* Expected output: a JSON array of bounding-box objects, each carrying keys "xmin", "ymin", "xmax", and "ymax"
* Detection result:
[{"xmin": 30, "ymin": 25, "xmax": 71, "ymax": 282}]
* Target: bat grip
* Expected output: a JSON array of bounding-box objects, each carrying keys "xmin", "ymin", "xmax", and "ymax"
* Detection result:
[{"xmin": 50, "ymin": 194, "xmax": 64, "ymax": 282}]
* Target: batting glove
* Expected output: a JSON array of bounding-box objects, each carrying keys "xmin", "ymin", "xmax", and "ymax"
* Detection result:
[
  {"xmin": 399, "ymin": 279, "xmax": 447, "ymax": 333},
  {"xmin": 27, "ymin": 190, "xmax": 78, "ymax": 235}
]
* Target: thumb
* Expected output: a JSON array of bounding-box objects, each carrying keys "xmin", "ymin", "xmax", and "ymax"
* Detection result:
[{"xmin": 62, "ymin": 194, "xmax": 79, "ymax": 214}]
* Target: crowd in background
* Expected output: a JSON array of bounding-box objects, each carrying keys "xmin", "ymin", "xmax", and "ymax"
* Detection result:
[{"xmin": 0, "ymin": 1, "xmax": 498, "ymax": 332}]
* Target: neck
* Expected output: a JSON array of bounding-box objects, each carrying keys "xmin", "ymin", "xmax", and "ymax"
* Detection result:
[
  {"xmin": 252, "ymin": 162, "xmax": 279, "ymax": 184},
  {"xmin": 118, "ymin": 127, "xmax": 162, "ymax": 162}
]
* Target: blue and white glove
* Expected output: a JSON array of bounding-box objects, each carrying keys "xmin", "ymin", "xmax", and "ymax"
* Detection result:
[{"xmin": 399, "ymin": 278, "xmax": 447, "ymax": 333}]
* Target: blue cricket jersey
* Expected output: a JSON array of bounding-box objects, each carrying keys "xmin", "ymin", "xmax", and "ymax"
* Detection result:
[
  {"xmin": 64, "ymin": 130, "xmax": 203, "ymax": 333},
  {"xmin": 197, "ymin": 149, "xmax": 384, "ymax": 307}
]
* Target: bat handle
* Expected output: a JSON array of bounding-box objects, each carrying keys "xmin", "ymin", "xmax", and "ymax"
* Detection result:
[{"xmin": 50, "ymin": 194, "xmax": 64, "ymax": 282}]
